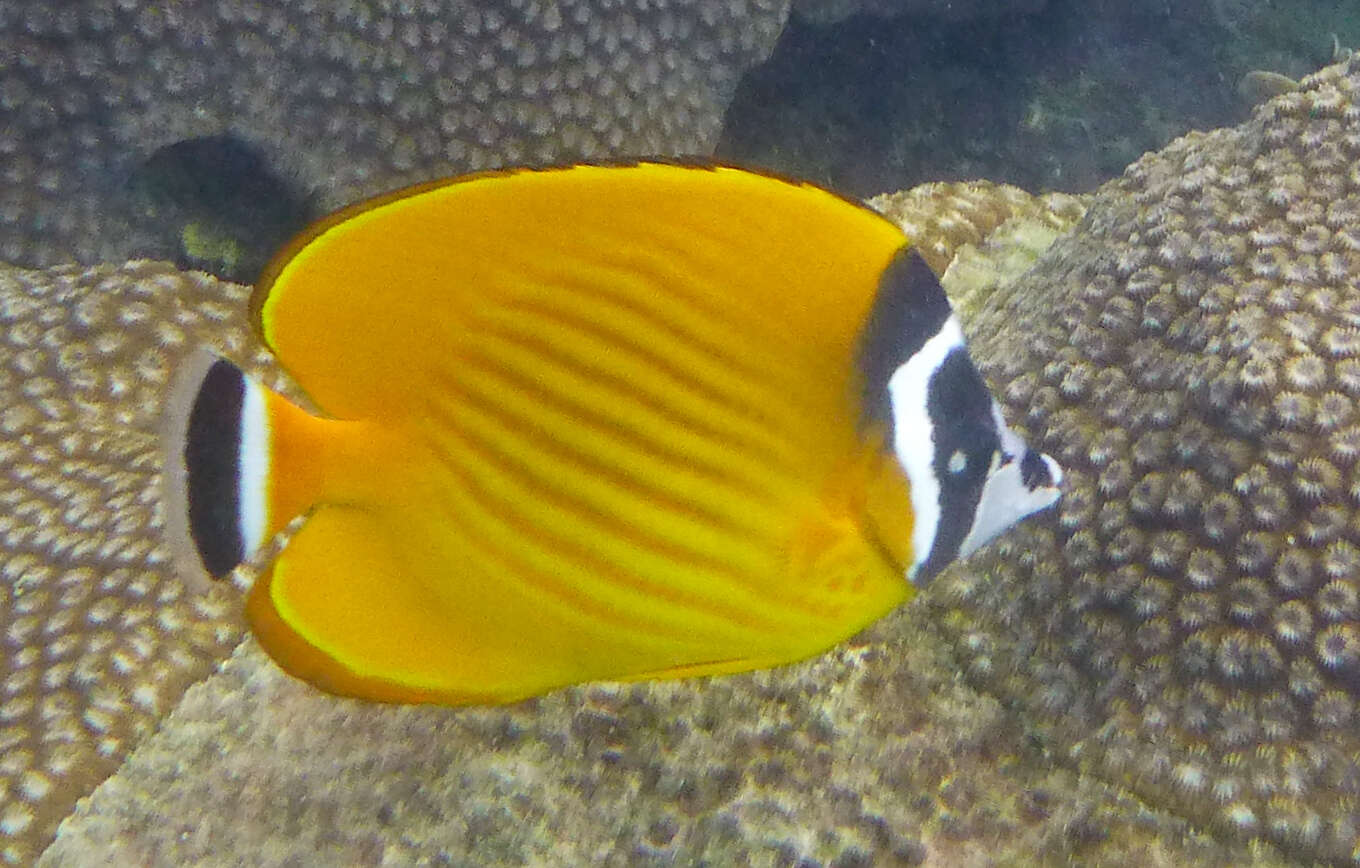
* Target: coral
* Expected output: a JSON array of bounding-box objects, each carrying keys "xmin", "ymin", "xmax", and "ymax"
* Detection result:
[
  {"xmin": 0, "ymin": 5, "xmax": 806, "ymax": 844},
  {"xmin": 932, "ymin": 55, "xmax": 1360, "ymax": 863},
  {"xmin": 0, "ymin": 0, "xmax": 789, "ymax": 272},
  {"xmin": 868, "ymin": 181, "xmax": 1087, "ymax": 309},
  {"xmin": 0, "ymin": 260, "xmax": 296, "ymax": 865},
  {"xmin": 0, "ymin": 179, "xmax": 1083, "ymax": 866}
]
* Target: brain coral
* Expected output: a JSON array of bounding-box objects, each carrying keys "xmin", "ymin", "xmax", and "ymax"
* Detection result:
[
  {"xmin": 932, "ymin": 54, "xmax": 1360, "ymax": 862},
  {"xmin": 0, "ymin": 0, "xmax": 788, "ymax": 269}
]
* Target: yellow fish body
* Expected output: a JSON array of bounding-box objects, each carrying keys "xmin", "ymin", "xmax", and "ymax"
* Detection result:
[{"xmin": 162, "ymin": 163, "xmax": 1062, "ymax": 705}]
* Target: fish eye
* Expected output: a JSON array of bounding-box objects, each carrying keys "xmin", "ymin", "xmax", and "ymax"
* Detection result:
[{"xmin": 948, "ymin": 450, "xmax": 968, "ymax": 474}]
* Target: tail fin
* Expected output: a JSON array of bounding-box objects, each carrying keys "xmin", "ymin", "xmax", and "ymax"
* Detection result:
[{"xmin": 160, "ymin": 347, "xmax": 271, "ymax": 588}]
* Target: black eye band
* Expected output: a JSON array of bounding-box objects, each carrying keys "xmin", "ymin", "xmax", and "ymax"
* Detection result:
[{"xmin": 913, "ymin": 349, "xmax": 1002, "ymax": 583}]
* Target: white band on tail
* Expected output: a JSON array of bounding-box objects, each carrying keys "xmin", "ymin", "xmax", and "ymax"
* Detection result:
[{"xmin": 238, "ymin": 378, "xmax": 271, "ymax": 562}]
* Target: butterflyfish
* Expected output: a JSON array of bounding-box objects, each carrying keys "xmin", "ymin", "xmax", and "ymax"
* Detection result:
[{"xmin": 161, "ymin": 162, "xmax": 1063, "ymax": 705}]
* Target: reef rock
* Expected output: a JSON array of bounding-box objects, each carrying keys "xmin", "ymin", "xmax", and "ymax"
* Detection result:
[{"xmin": 45, "ymin": 605, "xmax": 1264, "ymax": 865}]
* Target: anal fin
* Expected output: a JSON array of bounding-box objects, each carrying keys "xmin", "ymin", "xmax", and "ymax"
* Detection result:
[{"xmin": 246, "ymin": 506, "xmax": 508, "ymax": 705}]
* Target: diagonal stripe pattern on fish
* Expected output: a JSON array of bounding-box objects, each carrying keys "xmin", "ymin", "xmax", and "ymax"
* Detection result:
[{"xmin": 160, "ymin": 162, "xmax": 1062, "ymax": 704}]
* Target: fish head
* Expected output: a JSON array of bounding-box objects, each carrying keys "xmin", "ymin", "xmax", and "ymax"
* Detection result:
[{"xmin": 885, "ymin": 315, "xmax": 1063, "ymax": 586}]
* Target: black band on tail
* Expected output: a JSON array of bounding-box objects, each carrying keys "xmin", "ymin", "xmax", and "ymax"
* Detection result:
[{"xmin": 184, "ymin": 360, "xmax": 247, "ymax": 578}]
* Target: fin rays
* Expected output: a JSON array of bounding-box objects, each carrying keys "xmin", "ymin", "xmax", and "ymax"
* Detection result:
[
  {"xmin": 475, "ymin": 296, "xmax": 798, "ymax": 461},
  {"xmin": 449, "ymin": 332, "xmax": 790, "ymax": 504},
  {"xmin": 437, "ymin": 356, "xmax": 777, "ymax": 538},
  {"xmin": 422, "ymin": 374, "xmax": 769, "ymax": 580},
  {"xmin": 399, "ymin": 455, "xmax": 712, "ymax": 648},
  {"xmin": 416, "ymin": 391, "xmax": 789, "ymax": 642}
]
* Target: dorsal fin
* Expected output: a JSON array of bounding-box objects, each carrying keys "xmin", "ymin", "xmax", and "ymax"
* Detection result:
[{"xmin": 246, "ymin": 162, "xmax": 909, "ymax": 422}]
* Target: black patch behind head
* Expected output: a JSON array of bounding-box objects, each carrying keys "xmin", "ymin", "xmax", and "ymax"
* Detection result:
[
  {"xmin": 913, "ymin": 348, "xmax": 1002, "ymax": 583},
  {"xmin": 856, "ymin": 247, "xmax": 953, "ymax": 431},
  {"xmin": 185, "ymin": 360, "xmax": 247, "ymax": 578}
]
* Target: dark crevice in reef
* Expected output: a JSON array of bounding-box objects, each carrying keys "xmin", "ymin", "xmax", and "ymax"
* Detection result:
[
  {"xmin": 125, "ymin": 134, "xmax": 317, "ymax": 284},
  {"xmin": 718, "ymin": 0, "xmax": 1355, "ymax": 198}
]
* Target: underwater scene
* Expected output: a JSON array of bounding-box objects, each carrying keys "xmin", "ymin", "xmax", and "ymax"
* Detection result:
[{"xmin": 4, "ymin": 0, "xmax": 1360, "ymax": 864}]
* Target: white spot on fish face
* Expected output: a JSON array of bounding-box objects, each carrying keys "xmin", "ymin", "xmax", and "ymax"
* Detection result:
[{"xmin": 948, "ymin": 450, "xmax": 967, "ymax": 474}]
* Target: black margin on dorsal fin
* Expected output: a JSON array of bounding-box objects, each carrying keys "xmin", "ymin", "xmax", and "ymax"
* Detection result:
[
  {"xmin": 183, "ymin": 359, "xmax": 248, "ymax": 579},
  {"xmin": 856, "ymin": 246, "xmax": 953, "ymax": 432}
]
